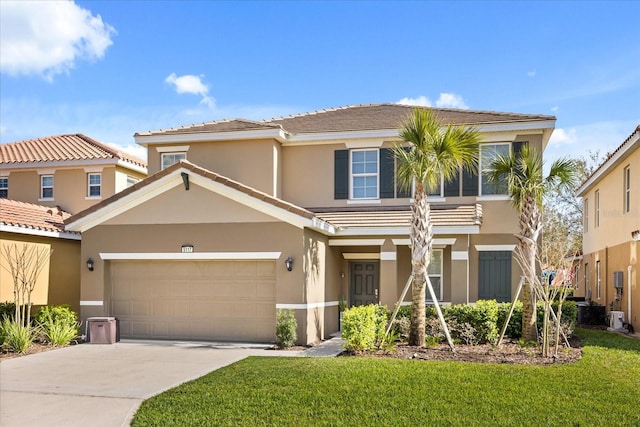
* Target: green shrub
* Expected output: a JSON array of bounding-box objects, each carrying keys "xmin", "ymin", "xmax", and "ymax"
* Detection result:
[
  {"xmin": 1, "ymin": 317, "xmax": 34, "ymax": 353},
  {"xmin": 342, "ymin": 304, "xmax": 383, "ymax": 352},
  {"xmin": 34, "ymin": 305, "xmax": 80, "ymax": 347},
  {"xmin": 442, "ymin": 300, "xmax": 499, "ymax": 344},
  {"xmin": 34, "ymin": 305, "xmax": 78, "ymax": 327},
  {"xmin": 275, "ymin": 309, "xmax": 297, "ymax": 348},
  {"xmin": 0, "ymin": 302, "xmax": 16, "ymax": 321},
  {"xmin": 497, "ymin": 301, "xmax": 523, "ymax": 339}
]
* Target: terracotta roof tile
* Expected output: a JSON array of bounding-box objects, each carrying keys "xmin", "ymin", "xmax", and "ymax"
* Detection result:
[
  {"xmin": 0, "ymin": 134, "xmax": 146, "ymax": 168},
  {"xmin": 0, "ymin": 199, "xmax": 77, "ymax": 234}
]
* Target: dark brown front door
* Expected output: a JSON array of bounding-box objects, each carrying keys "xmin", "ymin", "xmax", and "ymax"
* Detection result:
[{"xmin": 350, "ymin": 261, "xmax": 379, "ymax": 306}]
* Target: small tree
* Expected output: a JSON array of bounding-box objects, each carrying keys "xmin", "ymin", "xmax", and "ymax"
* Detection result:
[{"xmin": 1, "ymin": 242, "xmax": 51, "ymax": 327}]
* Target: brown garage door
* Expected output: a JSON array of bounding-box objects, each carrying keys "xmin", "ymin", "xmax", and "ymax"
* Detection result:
[{"xmin": 110, "ymin": 260, "xmax": 276, "ymax": 342}]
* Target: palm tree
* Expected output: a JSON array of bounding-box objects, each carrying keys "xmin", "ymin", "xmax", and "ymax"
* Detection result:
[
  {"xmin": 393, "ymin": 109, "xmax": 480, "ymax": 346},
  {"xmin": 487, "ymin": 144, "xmax": 577, "ymax": 342}
]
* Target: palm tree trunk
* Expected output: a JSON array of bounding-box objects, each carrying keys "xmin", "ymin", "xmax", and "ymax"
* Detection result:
[
  {"xmin": 519, "ymin": 195, "xmax": 541, "ymax": 342},
  {"xmin": 409, "ymin": 186, "xmax": 432, "ymax": 346}
]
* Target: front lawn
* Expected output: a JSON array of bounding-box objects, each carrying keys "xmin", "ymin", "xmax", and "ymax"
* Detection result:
[{"xmin": 132, "ymin": 329, "xmax": 640, "ymax": 426}]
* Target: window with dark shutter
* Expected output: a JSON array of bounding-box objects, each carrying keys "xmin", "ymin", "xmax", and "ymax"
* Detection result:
[
  {"xmin": 379, "ymin": 148, "xmax": 395, "ymax": 198},
  {"xmin": 334, "ymin": 150, "xmax": 349, "ymax": 199},
  {"xmin": 444, "ymin": 171, "xmax": 460, "ymax": 197},
  {"xmin": 396, "ymin": 146, "xmax": 412, "ymax": 198},
  {"xmin": 462, "ymin": 167, "xmax": 478, "ymax": 196}
]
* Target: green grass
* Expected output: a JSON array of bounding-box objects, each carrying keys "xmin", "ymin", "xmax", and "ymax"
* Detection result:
[{"xmin": 132, "ymin": 329, "xmax": 640, "ymax": 426}]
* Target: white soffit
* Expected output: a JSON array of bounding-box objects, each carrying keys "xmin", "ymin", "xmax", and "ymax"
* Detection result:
[
  {"xmin": 0, "ymin": 224, "xmax": 81, "ymax": 241},
  {"xmin": 328, "ymin": 239, "xmax": 385, "ymax": 246},
  {"xmin": 475, "ymin": 245, "xmax": 516, "ymax": 251}
]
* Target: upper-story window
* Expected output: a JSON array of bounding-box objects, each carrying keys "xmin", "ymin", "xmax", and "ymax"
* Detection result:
[
  {"xmin": 624, "ymin": 165, "xmax": 631, "ymax": 213},
  {"xmin": 126, "ymin": 176, "xmax": 139, "ymax": 187},
  {"xmin": 0, "ymin": 177, "xmax": 7, "ymax": 198},
  {"xmin": 594, "ymin": 190, "xmax": 600, "ymax": 228},
  {"xmin": 87, "ymin": 173, "xmax": 101, "ymax": 197},
  {"xmin": 479, "ymin": 143, "xmax": 510, "ymax": 196},
  {"xmin": 161, "ymin": 152, "xmax": 186, "ymax": 170},
  {"xmin": 584, "ymin": 198, "xmax": 589, "ymax": 233},
  {"xmin": 40, "ymin": 175, "xmax": 54, "ymax": 200},
  {"xmin": 351, "ymin": 149, "xmax": 379, "ymax": 199}
]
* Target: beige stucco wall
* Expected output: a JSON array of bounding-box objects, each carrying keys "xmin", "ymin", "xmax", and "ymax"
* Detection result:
[
  {"xmin": 147, "ymin": 139, "xmax": 279, "ymax": 197},
  {"xmin": 2, "ymin": 165, "xmax": 146, "ymax": 215},
  {"xmin": 0, "ymin": 234, "xmax": 80, "ymax": 315},
  {"xmin": 582, "ymin": 146, "xmax": 639, "ymax": 254}
]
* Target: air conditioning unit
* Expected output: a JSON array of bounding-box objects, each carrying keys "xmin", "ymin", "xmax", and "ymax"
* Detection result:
[{"xmin": 608, "ymin": 311, "xmax": 624, "ymax": 330}]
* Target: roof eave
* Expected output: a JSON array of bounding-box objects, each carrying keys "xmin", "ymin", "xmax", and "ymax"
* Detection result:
[{"xmin": 134, "ymin": 128, "xmax": 288, "ymax": 146}]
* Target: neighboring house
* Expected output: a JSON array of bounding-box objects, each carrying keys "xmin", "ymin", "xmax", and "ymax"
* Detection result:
[
  {"xmin": 0, "ymin": 134, "xmax": 147, "ymax": 214},
  {"xmin": 0, "ymin": 134, "xmax": 147, "ymax": 313},
  {"xmin": 0, "ymin": 199, "xmax": 81, "ymax": 314},
  {"xmin": 576, "ymin": 125, "xmax": 639, "ymax": 332},
  {"xmin": 66, "ymin": 104, "xmax": 556, "ymax": 344}
]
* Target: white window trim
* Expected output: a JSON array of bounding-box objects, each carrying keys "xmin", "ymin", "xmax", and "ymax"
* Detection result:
[
  {"xmin": 161, "ymin": 152, "xmax": 187, "ymax": 170},
  {"xmin": 426, "ymin": 249, "xmax": 443, "ymax": 301},
  {"xmin": 86, "ymin": 172, "xmax": 102, "ymax": 199},
  {"xmin": 479, "ymin": 142, "xmax": 510, "ymax": 197},
  {"xmin": 155, "ymin": 145, "xmax": 191, "ymax": 153},
  {"xmin": 624, "ymin": 165, "xmax": 630, "ymax": 214},
  {"xmin": 39, "ymin": 175, "xmax": 54, "ymax": 201},
  {"xmin": 584, "ymin": 198, "xmax": 589, "ymax": 233},
  {"xmin": 349, "ymin": 148, "xmax": 379, "ymax": 200},
  {"xmin": 596, "ymin": 261, "xmax": 601, "ymax": 299},
  {"xmin": 595, "ymin": 190, "xmax": 600, "ymax": 228}
]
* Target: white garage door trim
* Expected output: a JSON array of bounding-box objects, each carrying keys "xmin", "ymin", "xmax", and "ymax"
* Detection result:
[{"xmin": 100, "ymin": 251, "xmax": 282, "ymax": 260}]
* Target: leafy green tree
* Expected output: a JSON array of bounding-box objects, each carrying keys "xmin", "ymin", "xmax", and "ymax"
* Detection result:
[
  {"xmin": 393, "ymin": 109, "xmax": 480, "ymax": 346},
  {"xmin": 487, "ymin": 145, "xmax": 577, "ymax": 342}
]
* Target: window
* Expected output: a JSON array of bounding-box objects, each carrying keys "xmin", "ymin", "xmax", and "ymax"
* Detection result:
[
  {"xmin": 126, "ymin": 176, "xmax": 139, "ymax": 187},
  {"xmin": 87, "ymin": 173, "xmax": 101, "ymax": 197},
  {"xmin": 426, "ymin": 249, "xmax": 443, "ymax": 301},
  {"xmin": 479, "ymin": 143, "xmax": 510, "ymax": 196},
  {"xmin": 351, "ymin": 149, "xmax": 378, "ymax": 199},
  {"xmin": 624, "ymin": 165, "xmax": 631, "ymax": 213},
  {"xmin": 596, "ymin": 261, "xmax": 601, "ymax": 299},
  {"xmin": 595, "ymin": 190, "xmax": 600, "ymax": 228},
  {"xmin": 584, "ymin": 198, "xmax": 589, "ymax": 233},
  {"xmin": 573, "ymin": 264, "xmax": 580, "ymax": 290},
  {"xmin": 0, "ymin": 177, "xmax": 7, "ymax": 198},
  {"xmin": 40, "ymin": 175, "xmax": 54, "ymax": 199},
  {"xmin": 161, "ymin": 152, "xmax": 186, "ymax": 170}
]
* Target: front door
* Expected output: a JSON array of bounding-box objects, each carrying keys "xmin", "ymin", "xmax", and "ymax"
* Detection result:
[
  {"xmin": 350, "ymin": 261, "xmax": 379, "ymax": 306},
  {"xmin": 478, "ymin": 251, "xmax": 512, "ymax": 302}
]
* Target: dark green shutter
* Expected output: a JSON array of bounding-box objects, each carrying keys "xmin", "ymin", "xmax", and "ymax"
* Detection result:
[
  {"xmin": 379, "ymin": 148, "xmax": 395, "ymax": 198},
  {"xmin": 396, "ymin": 147, "xmax": 412, "ymax": 198},
  {"xmin": 462, "ymin": 167, "xmax": 478, "ymax": 196},
  {"xmin": 444, "ymin": 170, "xmax": 460, "ymax": 197},
  {"xmin": 513, "ymin": 141, "xmax": 526, "ymax": 159},
  {"xmin": 334, "ymin": 150, "xmax": 349, "ymax": 199}
]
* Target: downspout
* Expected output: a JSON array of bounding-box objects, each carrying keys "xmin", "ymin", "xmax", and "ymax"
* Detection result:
[
  {"xmin": 628, "ymin": 265, "xmax": 632, "ymax": 325},
  {"xmin": 466, "ymin": 234, "xmax": 470, "ymax": 304}
]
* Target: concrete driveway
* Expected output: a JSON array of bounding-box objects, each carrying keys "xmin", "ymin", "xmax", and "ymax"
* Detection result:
[{"xmin": 0, "ymin": 340, "xmax": 301, "ymax": 427}]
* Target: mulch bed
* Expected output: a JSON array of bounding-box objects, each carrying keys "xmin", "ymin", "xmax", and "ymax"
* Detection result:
[{"xmin": 342, "ymin": 336, "xmax": 583, "ymax": 365}]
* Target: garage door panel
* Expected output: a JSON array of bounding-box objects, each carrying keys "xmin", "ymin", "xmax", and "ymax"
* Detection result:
[{"xmin": 110, "ymin": 260, "xmax": 276, "ymax": 342}]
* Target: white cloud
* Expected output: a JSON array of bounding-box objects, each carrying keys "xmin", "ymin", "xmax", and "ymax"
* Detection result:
[
  {"xmin": 549, "ymin": 128, "xmax": 578, "ymax": 146},
  {"xmin": 527, "ymin": 70, "xmax": 537, "ymax": 78},
  {"xmin": 165, "ymin": 73, "xmax": 215, "ymax": 108},
  {"xmin": 397, "ymin": 96, "xmax": 432, "ymax": 107},
  {"xmin": 0, "ymin": 0, "xmax": 115, "ymax": 80},
  {"xmin": 435, "ymin": 93, "xmax": 468, "ymax": 109},
  {"xmin": 551, "ymin": 106, "xmax": 559, "ymax": 112},
  {"xmin": 397, "ymin": 93, "xmax": 469, "ymax": 109}
]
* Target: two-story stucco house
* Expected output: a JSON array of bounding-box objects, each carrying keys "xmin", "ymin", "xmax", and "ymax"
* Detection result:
[
  {"xmin": 0, "ymin": 134, "xmax": 147, "ymax": 313},
  {"xmin": 66, "ymin": 104, "xmax": 556, "ymax": 345},
  {"xmin": 576, "ymin": 125, "xmax": 639, "ymax": 333}
]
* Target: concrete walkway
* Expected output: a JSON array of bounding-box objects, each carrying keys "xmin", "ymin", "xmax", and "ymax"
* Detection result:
[
  {"xmin": 0, "ymin": 340, "xmax": 303, "ymax": 427},
  {"xmin": 302, "ymin": 335, "xmax": 346, "ymax": 357}
]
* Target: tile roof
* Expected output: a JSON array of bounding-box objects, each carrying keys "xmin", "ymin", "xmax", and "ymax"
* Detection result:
[
  {"xmin": 0, "ymin": 199, "xmax": 77, "ymax": 235},
  {"xmin": 136, "ymin": 104, "xmax": 556, "ymax": 137},
  {"xmin": 0, "ymin": 134, "xmax": 147, "ymax": 168},
  {"xmin": 134, "ymin": 119, "xmax": 282, "ymax": 136},
  {"xmin": 313, "ymin": 204, "xmax": 483, "ymax": 229}
]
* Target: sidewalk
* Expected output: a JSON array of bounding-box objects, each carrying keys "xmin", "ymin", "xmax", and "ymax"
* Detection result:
[{"xmin": 302, "ymin": 334, "xmax": 345, "ymax": 357}]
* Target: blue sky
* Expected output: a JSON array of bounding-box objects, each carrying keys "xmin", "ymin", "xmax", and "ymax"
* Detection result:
[{"xmin": 1, "ymin": 1, "xmax": 638, "ymax": 163}]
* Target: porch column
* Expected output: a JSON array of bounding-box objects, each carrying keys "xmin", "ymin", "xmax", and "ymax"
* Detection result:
[
  {"xmin": 379, "ymin": 240, "xmax": 397, "ymax": 308},
  {"xmin": 451, "ymin": 237, "xmax": 470, "ymax": 304}
]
